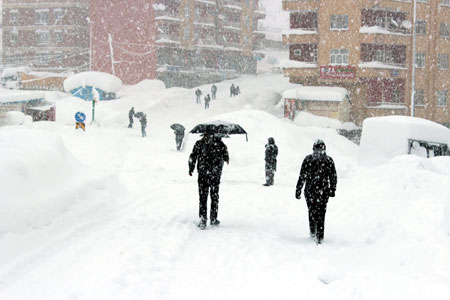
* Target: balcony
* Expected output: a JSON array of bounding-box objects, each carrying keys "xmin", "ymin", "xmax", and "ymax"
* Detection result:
[
  {"xmin": 156, "ymin": 33, "xmax": 180, "ymax": 44},
  {"xmin": 195, "ymin": 0, "xmax": 217, "ymax": 5},
  {"xmin": 221, "ymin": 0, "xmax": 243, "ymax": 11},
  {"xmin": 155, "ymin": 10, "xmax": 180, "ymax": 22},
  {"xmin": 222, "ymin": 21, "xmax": 241, "ymax": 31}
]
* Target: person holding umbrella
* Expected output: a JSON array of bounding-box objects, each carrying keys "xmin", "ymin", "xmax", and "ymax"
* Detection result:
[
  {"xmin": 189, "ymin": 128, "xmax": 229, "ymax": 230},
  {"xmin": 171, "ymin": 123, "xmax": 185, "ymax": 151}
]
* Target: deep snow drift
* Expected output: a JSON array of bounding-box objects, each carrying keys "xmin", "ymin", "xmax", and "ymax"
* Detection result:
[{"xmin": 0, "ymin": 74, "xmax": 449, "ymax": 300}]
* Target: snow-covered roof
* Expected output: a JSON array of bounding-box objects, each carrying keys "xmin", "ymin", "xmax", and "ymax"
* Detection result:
[
  {"xmin": 278, "ymin": 59, "xmax": 317, "ymax": 69},
  {"xmin": 64, "ymin": 72, "xmax": 123, "ymax": 93},
  {"xmin": 282, "ymin": 29, "xmax": 317, "ymax": 36},
  {"xmin": 359, "ymin": 26, "xmax": 410, "ymax": 36},
  {"xmin": 358, "ymin": 116, "xmax": 450, "ymax": 166},
  {"xmin": 359, "ymin": 62, "xmax": 407, "ymax": 70},
  {"xmin": 0, "ymin": 90, "xmax": 45, "ymax": 104},
  {"xmin": 283, "ymin": 86, "xmax": 348, "ymax": 102},
  {"xmin": 1, "ymin": 66, "xmax": 31, "ymax": 78}
]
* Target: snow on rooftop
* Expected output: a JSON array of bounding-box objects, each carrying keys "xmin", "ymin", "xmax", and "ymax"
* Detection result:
[
  {"xmin": 283, "ymin": 86, "xmax": 348, "ymax": 102},
  {"xmin": 360, "ymin": 26, "xmax": 410, "ymax": 36},
  {"xmin": 282, "ymin": 29, "xmax": 317, "ymax": 36},
  {"xmin": 278, "ymin": 59, "xmax": 317, "ymax": 69},
  {"xmin": 0, "ymin": 90, "xmax": 45, "ymax": 103},
  {"xmin": 359, "ymin": 61, "xmax": 408, "ymax": 70},
  {"xmin": 63, "ymin": 72, "xmax": 123, "ymax": 93},
  {"xmin": 1, "ymin": 66, "xmax": 31, "ymax": 78},
  {"xmin": 358, "ymin": 116, "xmax": 450, "ymax": 167}
]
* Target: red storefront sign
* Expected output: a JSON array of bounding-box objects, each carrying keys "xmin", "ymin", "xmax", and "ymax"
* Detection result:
[{"xmin": 320, "ymin": 66, "xmax": 356, "ymax": 79}]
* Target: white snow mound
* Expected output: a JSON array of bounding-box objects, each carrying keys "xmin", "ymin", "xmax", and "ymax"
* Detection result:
[{"xmin": 64, "ymin": 71, "xmax": 123, "ymax": 93}]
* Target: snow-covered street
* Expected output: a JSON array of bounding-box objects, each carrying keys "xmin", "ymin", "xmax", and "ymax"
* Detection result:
[{"xmin": 1, "ymin": 74, "xmax": 450, "ymax": 300}]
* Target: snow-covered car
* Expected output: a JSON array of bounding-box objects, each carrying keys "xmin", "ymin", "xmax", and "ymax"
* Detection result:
[{"xmin": 358, "ymin": 116, "xmax": 450, "ymax": 166}]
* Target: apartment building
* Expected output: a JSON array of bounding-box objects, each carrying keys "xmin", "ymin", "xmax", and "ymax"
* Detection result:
[
  {"xmin": 156, "ymin": 0, "xmax": 266, "ymax": 87},
  {"xmin": 282, "ymin": 0, "xmax": 450, "ymax": 127},
  {"xmin": 89, "ymin": 0, "xmax": 156, "ymax": 85},
  {"xmin": 2, "ymin": 0, "xmax": 89, "ymax": 73}
]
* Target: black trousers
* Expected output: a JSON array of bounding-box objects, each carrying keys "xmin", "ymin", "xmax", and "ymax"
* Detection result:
[
  {"xmin": 128, "ymin": 118, "xmax": 133, "ymax": 128},
  {"xmin": 306, "ymin": 198, "xmax": 328, "ymax": 241},
  {"xmin": 265, "ymin": 169, "xmax": 275, "ymax": 185},
  {"xmin": 198, "ymin": 182, "xmax": 220, "ymax": 220}
]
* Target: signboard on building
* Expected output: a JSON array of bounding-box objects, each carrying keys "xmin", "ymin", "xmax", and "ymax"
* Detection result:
[{"xmin": 320, "ymin": 66, "xmax": 356, "ymax": 79}]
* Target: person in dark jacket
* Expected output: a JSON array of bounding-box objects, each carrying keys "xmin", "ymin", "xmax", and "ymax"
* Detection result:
[
  {"xmin": 230, "ymin": 83, "xmax": 235, "ymax": 97},
  {"xmin": 174, "ymin": 127, "xmax": 185, "ymax": 151},
  {"xmin": 189, "ymin": 129, "xmax": 229, "ymax": 229},
  {"xmin": 139, "ymin": 114, "xmax": 147, "ymax": 137},
  {"xmin": 264, "ymin": 137, "xmax": 278, "ymax": 186},
  {"xmin": 211, "ymin": 84, "xmax": 217, "ymax": 100},
  {"xmin": 295, "ymin": 139, "xmax": 337, "ymax": 244},
  {"xmin": 204, "ymin": 94, "xmax": 211, "ymax": 109},
  {"xmin": 128, "ymin": 107, "xmax": 135, "ymax": 128},
  {"xmin": 195, "ymin": 88, "xmax": 202, "ymax": 104}
]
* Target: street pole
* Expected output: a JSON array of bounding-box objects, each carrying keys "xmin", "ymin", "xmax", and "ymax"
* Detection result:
[
  {"xmin": 108, "ymin": 33, "xmax": 115, "ymax": 76},
  {"xmin": 410, "ymin": 0, "xmax": 417, "ymax": 117},
  {"xmin": 92, "ymin": 97, "xmax": 95, "ymax": 123}
]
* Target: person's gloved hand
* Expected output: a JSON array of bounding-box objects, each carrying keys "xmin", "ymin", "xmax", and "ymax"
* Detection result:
[
  {"xmin": 189, "ymin": 171, "xmax": 192, "ymax": 176},
  {"xmin": 329, "ymin": 189, "xmax": 335, "ymax": 197},
  {"xmin": 295, "ymin": 191, "xmax": 301, "ymax": 199}
]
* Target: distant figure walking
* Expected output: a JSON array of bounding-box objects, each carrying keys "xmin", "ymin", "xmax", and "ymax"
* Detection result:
[
  {"xmin": 128, "ymin": 107, "xmax": 135, "ymax": 128},
  {"xmin": 230, "ymin": 83, "xmax": 235, "ymax": 97},
  {"xmin": 174, "ymin": 126, "xmax": 185, "ymax": 151},
  {"xmin": 296, "ymin": 139, "xmax": 337, "ymax": 244},
  {"xmin": 204, "ymin": 94, "xmax": 211, "ymax": 109},
  {"xmin": 195, "ymin": 88, "xmax": 202, "ymax": 104},
  {"xmin": 235, "ymin": 85, "xmax": 240, "ymax": 95},
  {"xmin": 189, "ymin": 129, "xmax": 229, "ymax": 230},
  {"xmin": 264, "ymin": 137, "xmax": 278, "ymax": 186},
  {"xmin": 139, "ymin": 114, "xmax": 147, "ymax": 137},
  {"xmin": 211, "ymin": 84, "xmax": 217, "ymax": 100}
]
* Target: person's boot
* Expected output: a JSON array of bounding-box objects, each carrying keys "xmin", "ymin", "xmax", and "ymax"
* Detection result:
[
  {"xmin": 210, "ymin": 219, "xmax": 220, "ymax": 226},
  {"xmin": 198, "ymin": 217, "xmax": 207, "ymax": 230}
]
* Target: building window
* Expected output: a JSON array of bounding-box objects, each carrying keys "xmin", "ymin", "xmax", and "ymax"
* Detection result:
[
  {"xmin": 438, "ymin": 54, "xmax": 449, "ymax": 69},
  {"xmin": 415, "ymin": 20, "xmax": 427, "ymax": 35},
  {"xmin": 436, "ymin": 90, "xmax": 447, "ymax": 106},
  {"xmin": 54, "ymin": 9, "xmax": 64, "ymax": 22},
  {"xmin": 375, "ymin": 49, "xmax": 384, "ymax": 62},
  {"xmin": 9, "ymin": 10, "xmax": 19, "ymax": 23},
  {"xmin": 330, "ymin": 49, "xmax": 349, "ymax": 65},
  {"xmin": 11, "ymin": 31, "xmax": 19, "ymax": 44},
  {"xmin": 330, "ymin": 15, "xmax": 349, "ymax": 30},
  {"xmin": 184, "ymin": 4, "xmax": 191, "ymax": 18},
  {"xmin": 55, "ymin": 31, "xmax": 63, "ymax": 42},
  {"xmin": 294, "ymin": 49, "xmax": 301, "ymax": 56},
  {"xmin": 441, "ymin": 0, "xmax": 450, "ymax": 6},
  {"xmin": 36, "ymin": 31, "xmax": 50, "ymax": 44},
  {"xmin": 415, "ymin": 52, "xmax": 425, "ymax": 68},
  {"xmin": 439, "ymin": 23, "xmax": 450, "ymax": 37},
  {"xmin": 36, "ymin": 10, "xmax": 49, "ymax": 25},
  {"xmin": 184, "ymin": 28, "xmax": 190, "ymax": 40},
  {"xmin": 414, "ymin": 90, "xmax": 425, "ymax": 106}
]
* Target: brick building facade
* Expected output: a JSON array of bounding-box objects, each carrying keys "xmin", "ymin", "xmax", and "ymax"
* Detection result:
[
  {"xmin": 2, "ymin": 0, "xmax": 89, "ymax": 73},
  {"xmin": 282, "ymin": 0, "xmax": 450, "ymax": 127}
]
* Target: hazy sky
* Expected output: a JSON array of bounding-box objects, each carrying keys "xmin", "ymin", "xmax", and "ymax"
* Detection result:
[{"xmin": 260, "ymin": 0, "xmax": 289, "ymax": 41}]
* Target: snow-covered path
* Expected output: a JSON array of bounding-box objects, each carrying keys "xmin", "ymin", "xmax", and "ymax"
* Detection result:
[{"xmin": 1, "ymin": 75, "xmax": 450, "ymax": 300}]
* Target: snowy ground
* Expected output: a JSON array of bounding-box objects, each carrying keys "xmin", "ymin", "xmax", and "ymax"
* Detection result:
[{"xmin": 1, "ymin": 74, "xmax": 449, "ymax": 300}]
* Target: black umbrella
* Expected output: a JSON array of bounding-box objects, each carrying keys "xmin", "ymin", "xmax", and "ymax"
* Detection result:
[
  {"xmin": 190, "ymin": 120, "xmax": 248, "ymax": 141},
  {"xmin": 170, "ymin": 123, "xmax": 185, "ymax": 131},
  {"xmin": 134, "ymin": 112, "xmax": 145, "ymax": 118}
]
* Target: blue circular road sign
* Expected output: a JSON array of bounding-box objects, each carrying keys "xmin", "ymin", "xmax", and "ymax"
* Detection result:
[{"xmin": 75, "ymin": 112, "xmax": 86, "ymax": 122}]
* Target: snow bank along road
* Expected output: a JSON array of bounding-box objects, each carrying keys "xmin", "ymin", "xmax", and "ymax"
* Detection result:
[{"xmin": 1, "ymin": 75, "xmax": 450, "ymax": 300}]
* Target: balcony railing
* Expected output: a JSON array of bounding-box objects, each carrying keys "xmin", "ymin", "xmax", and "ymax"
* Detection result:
[{"xmin": 155, "ymin": 10, "xmax": 180, "ymax": 21}]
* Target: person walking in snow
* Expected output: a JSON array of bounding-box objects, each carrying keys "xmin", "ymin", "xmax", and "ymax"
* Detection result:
[
  {"xmin": 189, "ymin": 129, "xmax": 229, "ymax": 229},
  {"xmin": 139, "ymin": 114, "xmax": 147, "ymax": 137},
  {"xmin": 195, "ymin": 88, "xmax": 202, "ymax": 104},
  {"xmin": 204, "ymin": 94, "xmax": 211, "ymax": 109},
  {"xmin": 211, "ymin": 84, "xmax": 217, "ymax": 100},
  {"xmin": 235, "ymin": 85, "xmax": 240, "ymax": 95},
  {"xmin": 264, "ymin": 137, "xmax": 278, "ymax": 186},
  {"xmin": 128, "ymin": 107, "xmax": 135, "ymax": 128},
  {"xmin": 295, "ymin": 139, "xmax": 337, "ymax": 244},
  {"xmin": 174, "ymin": 127, "xmax": 185, "ymax": 151},
  {"xmin": 230, "ymin": 83, "xmax": 235, "ymax": 97}
]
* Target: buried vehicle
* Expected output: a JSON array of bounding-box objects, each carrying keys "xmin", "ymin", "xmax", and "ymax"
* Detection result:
[{"xmin": 357, "ymin": 116, "xmax": 450, "ymax": 167}]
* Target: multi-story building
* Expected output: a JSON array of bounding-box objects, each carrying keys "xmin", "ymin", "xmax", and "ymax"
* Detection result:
[
  {"xmin": 156, "ymin": 0, "xmax": 266, "ymax": 87},
  {"xmin": 1, "ymin": 0, "xmax": 89, "ymax": 73},
  {"xmin": 89, "ymin": 0, "xmax": 156, "ymax": 85},
  {"xmin": 282, "ymin": 0, "xmax": 450, "ymax": 127}
]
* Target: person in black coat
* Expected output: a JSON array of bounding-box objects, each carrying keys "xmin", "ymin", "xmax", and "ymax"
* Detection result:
[
  {"xmin": 211, "ymin": 84, "xmax": 217, "ymax": 100},
  {"xmin": 195, "ymin": 88, "xmax": 202, "ymax": 104},
  {"xmin": 128, "ymin": 107, "xmax": 135, "ymax": 128},
  {"xmin": 189, "ymin": 130, "xmax": 229, "ymax": 229},
  {"xmin": 296, "ymin": 139, "xmax": 337, "ymax": 244},
  {"xmin": 139, "ymin": 114, "xmax": 147, "ymax": 137},
  {"xmin": 174, "ymin": 127, "xmax": 185, "ymax": 151},
  {"xmin": 264, "ymin": 137, "xmax": 278, "ymax": 186}
]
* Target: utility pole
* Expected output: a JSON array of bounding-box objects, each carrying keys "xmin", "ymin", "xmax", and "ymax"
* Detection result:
[
  {"xmin": 410, "ymin": 0, "xmax": 417, "ymax": 117},
  {"xmin": 108, "ymin": 33, "xmax": 116, "ymax": 76}
]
